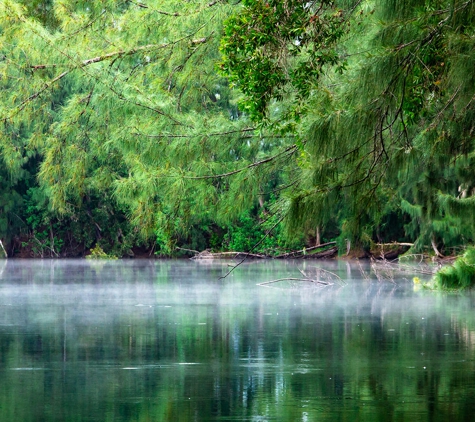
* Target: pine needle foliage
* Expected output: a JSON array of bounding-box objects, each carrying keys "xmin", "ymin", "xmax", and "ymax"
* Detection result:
[
  {"xmin": 229, "ymin": 0, "xmax": 475, "ymax": 251},
  {"xmin": 434, "ymin": 248, "xmax": 475, "ymax": 289},
  {"xmin": 2, "ymin": 0, "xmax": 475, "ymax": 256},
  {"xmin": 0, "ymin": 0, "xmax": 301, "ymax": 252}
]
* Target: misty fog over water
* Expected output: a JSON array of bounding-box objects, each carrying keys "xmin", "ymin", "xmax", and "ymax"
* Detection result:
[{"xmin": 0, "ymin": 259, "xmax": 473, "ymax": 421}]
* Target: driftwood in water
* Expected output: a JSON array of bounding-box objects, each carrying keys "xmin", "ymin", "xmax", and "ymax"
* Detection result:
[
  {"xmin": 257, "ymin": 267, "xmax": 346, "ymax": 287},
  {"xmin": 189, "ymin": 250, "xmax": 266, "ymax": 260},
  {"xmin": 369, "ymin": 256, "xmax": 439, "ymax": 283},
  {"xmin": 178, "ymin": 243, "xmax": 338, "ymax": 260},
  {"xmin": 274, "ymin": 242, "xmax": 337, "ymax": 259},
  {"xmin": 258, "ymin": 277, "xmax": 330, "ymax": 286}
]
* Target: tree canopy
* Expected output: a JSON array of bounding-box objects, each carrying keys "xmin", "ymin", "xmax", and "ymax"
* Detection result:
[{"xmin": 1, "ymin": 0, "xmax": 475, "ymax": 258}]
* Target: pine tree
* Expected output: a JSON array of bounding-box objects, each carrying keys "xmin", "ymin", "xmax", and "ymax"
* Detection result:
[
  {"xmin": 4, "ymin": 0, "xmax": 475, "ymax": 257},
  {"xmin": 222, "ymin": 0, "xmax": 475, "ymax": 254},
  {"xmin": 1, "ymin": 0, "xmax": 295, "ymax": 253}
]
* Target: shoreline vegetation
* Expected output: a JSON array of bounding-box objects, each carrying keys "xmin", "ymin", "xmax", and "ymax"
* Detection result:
[
  {"xmin": 1, "ymin": 1, "xmax": 475, "ymax": 289},
  {"xmin": 4, "ymin": 238, "xmax": 472, "ymax": 290},
  {"xmin": 1, "ymin": 239, "xmax": 420, "ymax": 260}
]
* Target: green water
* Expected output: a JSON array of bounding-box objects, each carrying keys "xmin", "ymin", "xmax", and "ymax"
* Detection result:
[{"xmin": 0, "ymin": 259, "xmax": 474, "ymax": 421}]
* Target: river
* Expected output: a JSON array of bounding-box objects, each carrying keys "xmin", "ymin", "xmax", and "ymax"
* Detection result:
[{"xmin": 0, "ymin": 259, "xmax": 474, "ymax": 421}]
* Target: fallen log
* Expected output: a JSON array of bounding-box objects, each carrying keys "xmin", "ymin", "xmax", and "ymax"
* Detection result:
[
  {"xmin": 370, "ymin": 242, "xmax": 414, "ymax": 260},
  {"xmin": 302, "ymin": 246, "xmax": 338, "ymax": 259}
]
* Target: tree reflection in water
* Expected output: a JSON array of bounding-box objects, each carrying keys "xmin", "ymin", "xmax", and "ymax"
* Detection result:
[{"xmin": 0, "ymin": 259, "xmax": 474, "ymax": 421}]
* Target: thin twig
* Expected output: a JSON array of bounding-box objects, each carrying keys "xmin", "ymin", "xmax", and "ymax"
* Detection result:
[
  {"xmin": 309, "ymin": 267, "xmax": 346, "ymax": 285},
  {"xmin": 257, "ymin": 278, "xmax": 330, "ymax": 286},
  {"xmin": 357, "ymin": 259, "xmax": 370, "ymax": 281}
]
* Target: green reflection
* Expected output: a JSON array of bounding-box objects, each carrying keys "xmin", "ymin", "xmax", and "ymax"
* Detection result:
[{"xmin": 0, "ymin": 260, "xmax": 473, "ymax": 421}]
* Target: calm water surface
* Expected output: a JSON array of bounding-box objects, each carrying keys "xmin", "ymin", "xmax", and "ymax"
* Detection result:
[{"xmin": 0, "ymin": 259, "xmax": 474, "ymax": 421}]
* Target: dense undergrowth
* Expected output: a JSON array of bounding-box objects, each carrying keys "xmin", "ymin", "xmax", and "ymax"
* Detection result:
[
  {"xmin": 433, "ymin": 249, "xmax": 475, "ymax": 290},
  {"xmin": 1, "ymin": 0, "xmax": 475, "ymax": 271}
]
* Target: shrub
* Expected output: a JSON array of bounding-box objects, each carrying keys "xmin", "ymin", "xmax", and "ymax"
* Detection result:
[
  {"xmin": 434, "ymin": 248, "xmax": 475, "ymax": 289},
  {"xmin": 86, "ymin": 244, "xmax": 118, "ymax": 260}
]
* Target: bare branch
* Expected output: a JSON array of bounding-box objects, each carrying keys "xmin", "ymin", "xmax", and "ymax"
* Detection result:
[
  {"xmin": 257, "ymin": 278, "xmax": 330, "ymax": 286},
  {"xmin": 274, "ymin": 242, "xmax": 337, "ymax": 259},
  {"xmin": 13, "ymin": 71, "xmax": 68, "ymax": 115}
]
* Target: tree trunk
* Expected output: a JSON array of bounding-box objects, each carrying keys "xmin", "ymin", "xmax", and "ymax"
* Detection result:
[
  {"xmin": 431, "ymin": 235, "xmax": 444, "ymax": 258},
  {"xmin": 258, "ymin": 195, "xmax": 265, "ymax": 208}
]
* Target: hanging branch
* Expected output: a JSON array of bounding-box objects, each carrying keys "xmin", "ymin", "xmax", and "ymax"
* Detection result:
[
  {"xmin": 184, "ymin": 144, "xmax": 298, "ymax": 180},
  {"xmin": 126, "ymin": 0, "xmax": 180, "ymax": 15},
  {"xmin": 8, "ymin": 18, "xmax": 212, "ymax": 122},
  {"xmin": 132, "ymin": 127, "xmax": 257, "ymax": 138},
  {"xmin": 126, "ymin": 0, "xmax": 223, "ymax": 14}
]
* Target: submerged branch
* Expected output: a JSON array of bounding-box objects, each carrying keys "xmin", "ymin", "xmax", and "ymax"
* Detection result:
[{"xmin": 370, "ymin": 257, "xmax": 440, "ymax": 283}]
